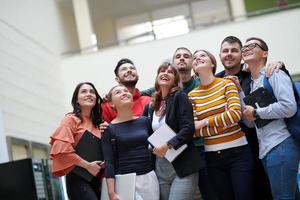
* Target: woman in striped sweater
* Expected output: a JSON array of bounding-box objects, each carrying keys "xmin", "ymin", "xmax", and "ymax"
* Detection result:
[{"xmin": 188, "ymin": 50, "xmax": 255, "ymax": 200}]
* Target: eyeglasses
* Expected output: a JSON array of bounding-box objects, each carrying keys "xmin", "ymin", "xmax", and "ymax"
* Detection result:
[{"xmin": 241, "ymin": 43, "xmax": 267, "ymax": 52}]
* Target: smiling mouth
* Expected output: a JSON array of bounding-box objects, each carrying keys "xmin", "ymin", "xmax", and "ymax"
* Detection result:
[
  {"xmin": 121, "ymin": 95, "xmax": 131, "ymax": 100},
  {"xmin": 243, "ymin": 52, "xmax": 253, "ymax": 57},
  {"xmin": 160, "ymin": 76, "xmax": 170, "ymax": 81},
  {"xmin": 225, "ymin": 59, "xmax": 235, "ymax": 62},
  {"xmin": 196, "ymin": 61, "xmax": 205, "ymax": 65},
  {"xmin": 83, "ymin": 100, "xmax": 94, "ymax": 104}
]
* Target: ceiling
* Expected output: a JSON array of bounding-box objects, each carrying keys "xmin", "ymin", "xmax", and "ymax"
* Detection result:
[{"xmin": 58, "ymin": 0, "xmax": 195, "ymax": 21}]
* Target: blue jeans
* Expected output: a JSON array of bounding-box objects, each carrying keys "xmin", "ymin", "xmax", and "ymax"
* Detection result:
[
  {"xmin": 206, "ymin": 145, "xmax": 254, "ymax": 200},
  {"xmin": 155, "ymin": 157, "xmax": 198, "ymax": 200},
  {"xmin": 262, "ymin": 136, "xmax": 300, "ymax": 200}
]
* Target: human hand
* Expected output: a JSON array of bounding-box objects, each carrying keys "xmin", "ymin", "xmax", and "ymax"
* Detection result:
[
  {"xmin": 100, "ymin": 121, "xmax": 109, "ymax": 134},
  {"xmin": 153, "ymin": 144, "xmax": 169, "ymax": 157},
  {"xmin": 265, "ymin": 61, "xmax": 283, "ymax": 77},
  {"xmin": 195, "ymin": 119, "xmax": 208, "ymax": 129},
  {"xmin": 86, "ymin": 160, "xmax": 103, "ymax": 176},
  {"xmin": 109, "ymin": 192, "xmax": 121, "ymax": 200},
  {"xmin": 243, "ymin": 105, "xmax": 256, "ymax": 122},
  {"xmin": 224, "ymin": 75, "xmax": 242, "ymax": 92}
]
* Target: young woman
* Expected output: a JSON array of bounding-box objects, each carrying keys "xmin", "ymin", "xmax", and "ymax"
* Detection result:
[
  {"xmin": 49, "ymin": 82, "xmax": 104, "ymax": 200},
  {"xmin": 188, "ymin": 50, "xmax": 254, "ymax": 200},
  {"xmin": 143, "ymin": 62, "xmax": 204, "ymax": 200},
  {"xmin": 101, "ymin": 85, "xmax": 159, "ymax": 200}
]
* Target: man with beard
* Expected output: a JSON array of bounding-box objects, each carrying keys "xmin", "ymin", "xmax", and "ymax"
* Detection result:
[
  {"xmin": 101, "ymin": 58, "xmax": 151, "ymax": 122},
  {"xmin": 216, "ymin": 36, "xmax": 285, "ymax": 200}
]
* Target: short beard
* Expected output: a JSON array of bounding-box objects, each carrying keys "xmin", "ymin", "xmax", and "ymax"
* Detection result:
[{"xmin": 121, "ymin": 79, "xmax": 138, "ymax": 88}]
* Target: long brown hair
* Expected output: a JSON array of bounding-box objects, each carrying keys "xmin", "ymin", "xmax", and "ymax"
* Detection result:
[{"xmin": 151, "ymin": 62, "xmax": 180, "ymax": 111}]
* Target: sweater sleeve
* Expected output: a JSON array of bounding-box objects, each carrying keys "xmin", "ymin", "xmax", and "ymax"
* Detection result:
[
  {"xmin": 49, "ymin": 115, "xmax": 82, "ymax": 177},
  {"xmin": 207, "ymin": 81, "xmax": 242, "ymax": 128},
  {"xmin": 257, "ymin": 70, "xmax": 297, "ymax": 119}
]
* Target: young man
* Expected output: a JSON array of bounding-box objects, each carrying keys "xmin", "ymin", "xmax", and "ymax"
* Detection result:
[
  {"xmin": 216, "ymin": 36, "xmax": 283, "ymax": 200},
  {"xmin": 242, "ymin": 37, "xmax": 299, "ymax": 200},
  {"xmin": 101, "ymin": 58, "xmax": 151, "ymax": 122}
]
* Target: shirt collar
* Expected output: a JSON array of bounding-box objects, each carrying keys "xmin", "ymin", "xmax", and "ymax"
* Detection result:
[{"xmin": 132, "ymin": 88, "xmax": 142, "ymax": 100}]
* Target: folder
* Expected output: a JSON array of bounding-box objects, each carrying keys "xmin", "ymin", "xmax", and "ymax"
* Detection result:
[
  {"xmin": 71, "ymin": 130, "xmax": 102, "ymax": 182},
  {"xmin": 101, "ymin": 173, "xmax": 136, "ymax": 200},
  {"xmin": 147, "ymin": 123, "xmax": 187, "ymax": 162},
  {"xmin": 243, "ymin": 87, "xmax": 276, "ymax": 128}
]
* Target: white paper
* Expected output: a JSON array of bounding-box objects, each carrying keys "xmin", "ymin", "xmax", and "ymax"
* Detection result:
[
  {"xmin": 148, "ymin": 123, "xmax": 187, "ymax": 162},
  {"xmin": 101, "ymin": 173, "xmax": 136, "ymax": 200}
]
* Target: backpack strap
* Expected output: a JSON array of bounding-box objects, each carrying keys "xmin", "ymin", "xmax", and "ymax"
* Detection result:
[{"xmin": 263, "ymin": 76, "xmax": 277, "ymax": 102}]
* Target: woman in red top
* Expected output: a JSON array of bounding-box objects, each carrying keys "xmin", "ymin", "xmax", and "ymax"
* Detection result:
[{"xmin": 50, "ymin": 82, "xmax": 104, "ymax": 200}]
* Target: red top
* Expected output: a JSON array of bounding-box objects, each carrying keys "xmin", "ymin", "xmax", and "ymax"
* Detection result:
[
  {"xmin": 101, "ymin": 88, "xmax": 151, "ymax": 123},
  {"xmin": 49, "ymin": 113, "xmax": 100, "ymax": 177}
]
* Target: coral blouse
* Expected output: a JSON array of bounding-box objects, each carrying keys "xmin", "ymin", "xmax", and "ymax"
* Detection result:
[{"xmin": 49, "ymin": 113, "xmax": 101, "ymax": 177}]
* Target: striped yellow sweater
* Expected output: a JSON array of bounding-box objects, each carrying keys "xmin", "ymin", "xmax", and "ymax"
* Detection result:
[{"xmin": 188, "ymin": 77, "xmax": 247, "ymax": 151}]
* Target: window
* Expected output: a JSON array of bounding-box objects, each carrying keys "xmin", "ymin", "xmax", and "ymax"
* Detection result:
[
  {"xmin": 6, "ymin": 136, "xmax": 49, "ymax": 161},
  {"xmin": 152, "ymin": 15, "xmax": 189, "ymax": 39}
]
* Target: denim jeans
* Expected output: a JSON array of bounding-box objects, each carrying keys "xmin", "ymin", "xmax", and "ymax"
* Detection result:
[
  {"xmin": 262, "ymin": 136, "xmax": 300, "ymax": 200},
  {"xmin": 155, "ymin": 157, "xmax": 198, "ymax": 200},
  {"xmin": 205, "ymin": 145, "xmax": 254, "ymax": 200}
]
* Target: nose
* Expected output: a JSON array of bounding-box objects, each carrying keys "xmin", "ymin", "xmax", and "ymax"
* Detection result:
[
  {"xmin": 126, "ymin": 68, "xmax": 133, "ymax": 74},
  {"xmin": 226, "ymin": 52, "xmax": 233, "ymax": 57}
]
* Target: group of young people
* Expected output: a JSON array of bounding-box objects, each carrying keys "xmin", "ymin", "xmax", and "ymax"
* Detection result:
[{"xmin": 49, "ymin": 35, "xmax": 300, "ymax": 200}]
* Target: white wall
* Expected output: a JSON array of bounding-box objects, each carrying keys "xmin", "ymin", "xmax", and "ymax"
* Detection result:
[
  {"xmin": 0, "ymin": 110, "xmax": 9, "ymax": 163},
  {"xmin": 0, "ymin": 1, "xmax": 69, "ymax": 145},
  {"xmin": 61, "ymin": 8, "xmax": 300, "ymax": 108},
  {"xmin": 0, "ymin": 0, "xmax": 77, "ymax": 54}
]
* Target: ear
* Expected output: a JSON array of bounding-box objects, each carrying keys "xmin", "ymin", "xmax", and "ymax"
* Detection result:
[
  {"xmin": 115, "ymin": 76, "xmax": 120, "ymax": 83},
  {"xmin": 109, "ymin": 102, "xmax": 116, "ymax": 111},
  {"xmin": 262, "ymin": 51, "xmax": 268, "ymax": 59}
]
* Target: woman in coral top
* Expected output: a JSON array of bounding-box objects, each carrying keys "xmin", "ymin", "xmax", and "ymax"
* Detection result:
[{"xmin": 50, "ymin": 82, "xmax": 104, "ymax": 200}]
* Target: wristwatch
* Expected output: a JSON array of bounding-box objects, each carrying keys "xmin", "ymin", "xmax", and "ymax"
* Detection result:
[{"xmin": 252, "ymin": 109, "xmax": 259, "ymax": 119}]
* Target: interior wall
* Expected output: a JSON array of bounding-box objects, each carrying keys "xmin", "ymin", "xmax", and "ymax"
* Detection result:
[
  {"xmin": 0, "ymin": 0, "xmax": 69, "ymax": 145},
  {"xmin": 61, "ymin": 8, "xmax": 300, "ymax": 110}
]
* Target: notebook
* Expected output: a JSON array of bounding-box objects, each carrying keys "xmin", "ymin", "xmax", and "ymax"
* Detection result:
[
  {"xmin": 243, "ymin": 87, "xmax": 276, "ymax": 128},
  {"xmin": 101, "ymin": 173, "xmax": 136, "ymax": 200},
  {"xmin": 147, "ymin": 123, "xmax": 187, "ymax": 162},
  {"xmin": 71, "ymin": 130, "xmax": 102, "ymax": 182}
]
